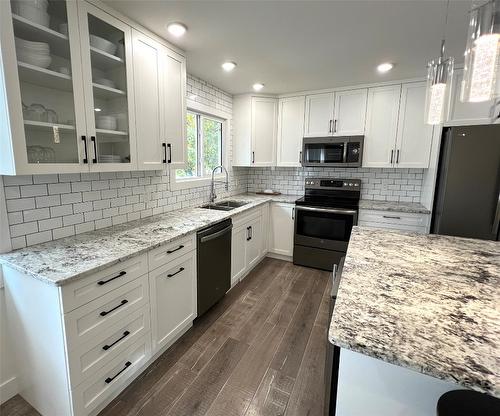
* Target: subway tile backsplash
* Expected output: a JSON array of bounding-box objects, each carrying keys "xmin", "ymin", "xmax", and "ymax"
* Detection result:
[{"xmin": 1, "ymin": 73, "xmax": 425, "ymax": 250}]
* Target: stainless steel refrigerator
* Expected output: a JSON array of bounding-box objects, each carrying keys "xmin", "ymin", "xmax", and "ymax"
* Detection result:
[{"xmin": 431, "ymin": 124, "xmax": 500, "ymax": 241}]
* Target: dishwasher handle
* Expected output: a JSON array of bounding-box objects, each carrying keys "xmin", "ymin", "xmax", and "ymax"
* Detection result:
[{"xmin": 200, "ymin": 224, "xmax": 233, "ymax": 243}]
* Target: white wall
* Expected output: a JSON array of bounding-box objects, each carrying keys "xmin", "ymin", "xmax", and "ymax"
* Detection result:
[{"xmin": 0, "ymin": 176, "xmax": 17, "ymax": 404}]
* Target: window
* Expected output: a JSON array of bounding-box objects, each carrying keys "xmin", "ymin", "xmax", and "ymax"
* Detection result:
[{"xmin": 176, "ymin": 111, "xmax": 223, "ymax": 179}]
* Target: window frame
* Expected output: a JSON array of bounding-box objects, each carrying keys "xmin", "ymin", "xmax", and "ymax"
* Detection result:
[{"xmin": 170, "ymin": 98, "xmax": 230, "ymax": 191}]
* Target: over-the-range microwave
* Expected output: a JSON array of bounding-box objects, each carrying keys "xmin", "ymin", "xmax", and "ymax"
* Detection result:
[{"xmin": 301, "ymin": 136, "xmax": 364, "ymax": 167}]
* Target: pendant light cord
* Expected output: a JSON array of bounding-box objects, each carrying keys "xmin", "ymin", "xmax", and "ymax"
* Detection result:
[{"xmin": 441, "ymin": 0, "xmax": 451, "ymax": 58}]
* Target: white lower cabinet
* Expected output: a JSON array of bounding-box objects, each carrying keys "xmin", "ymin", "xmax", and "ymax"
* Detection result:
[
  {"xmin": 231, "ymin": 206, "xmax": 264, "ymax": 285},
  {"xmin": 3, "ymin": 232, "xmax": 198, "ymax": 416},
  {"xmin": 358, "ymin": 209, "xmax": 430, "ymax": 233},
  {"xmin": 149, "ymin": 251, "xmax": 197, "ymax": 354},
  {"xmin": 269, "ymin": 202, "xmax": 295, "ymax": 257}
]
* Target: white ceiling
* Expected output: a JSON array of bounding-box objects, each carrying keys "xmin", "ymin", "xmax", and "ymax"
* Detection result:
[{"xmin": 104, "ymin": 0, "xmax": 472, "ymax": 95}]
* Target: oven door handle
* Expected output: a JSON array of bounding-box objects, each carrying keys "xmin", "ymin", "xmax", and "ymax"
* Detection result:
[{"xmin": 295, "ymin": 206, "xmax": 357, "ymax": 216}]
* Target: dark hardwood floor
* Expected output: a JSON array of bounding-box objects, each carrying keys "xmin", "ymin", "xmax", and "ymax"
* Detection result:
[{"xmin": 1, "ymin": 258, "xmax": 331, "ymax": 416}]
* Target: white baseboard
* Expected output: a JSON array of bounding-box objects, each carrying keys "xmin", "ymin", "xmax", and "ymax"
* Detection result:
[
  {"xmin": 266, "ymin": 252, "xmax": 293, "ymax": 262},
  {"xmin": 0, "ymin": 376, "xmax": 18, "ymax": 404}
]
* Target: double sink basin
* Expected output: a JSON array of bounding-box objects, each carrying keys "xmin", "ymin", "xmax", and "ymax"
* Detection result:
[{"xmin": 201, "ymin": 200, "xmax": 248, "ymax": 211}]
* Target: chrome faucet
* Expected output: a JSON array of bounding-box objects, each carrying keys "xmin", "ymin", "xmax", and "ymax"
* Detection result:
[{"xmin": 210, "ymin": 165, "xmax": 229, "ymax": 203}]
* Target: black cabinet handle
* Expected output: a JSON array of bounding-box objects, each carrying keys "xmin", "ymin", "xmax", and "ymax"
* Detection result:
[
  {"xmin": 299, "ymin": 151, "xmax": 302, "ymax": 163},
  {"xmin": 91, "ymin": 136, "xmax": 97, "ymax": 163},
  {"xmin": 292, "ymin": 207, "xmax": 295, "ymax": 220},
  {"xmin": 166, "ymin": 245, "xmax": 184, "ymax": 254},
  {"xmin": 396, "ymin": 149, "xmax": 400, "ymax": 164},
  {"xmin": 97, "ymin": 271, "xmax": 126, "ymax": 286},
  {"xmin": 252, "ymin": 151, "xmax": 255, "ymax": 164},
  {"xmin": 162, "ymin": 143, "xmax": 167, "ymax": 163},
  {"xmin": 81, "ymin": 136, "xmax": 88, "ymax": 164},
  {"xmin": 105, "ymin": 361, "xmax": 131, "ymax": 384},
  {"xmin": 167, "ymin": 143, "xmax": 172, "ymax": 163},
  {"xmin": 100, "ymin": 299, "xmax": 128, "ymax": 317},
  {"xmin": 390, "ymin": 149, "xmax": 394, "ymax": 164},
  {"xmin": 246, "ymin": 226, "xmax": 251, "ymax": 241},
  {"xmin": 102, "ymin": 331, "xmax": 130, "ymax": 351},
  {"xmin": 167, "ymin": 267, "xmax": 184, "ymax": 278}
]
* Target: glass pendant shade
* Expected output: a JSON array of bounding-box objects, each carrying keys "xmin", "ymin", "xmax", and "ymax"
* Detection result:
[
  {"xmin": 425, "ymin": 56, "xmax": 454, "ymax": 125},
  {"xmin": 461, "ymin": 0, "xmax": 500, "ymax": 103}
]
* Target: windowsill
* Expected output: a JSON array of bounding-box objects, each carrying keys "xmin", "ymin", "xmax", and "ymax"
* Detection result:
[{"xmin": 170, "ymin": 173, "xmax": 226, "ymax": 191}]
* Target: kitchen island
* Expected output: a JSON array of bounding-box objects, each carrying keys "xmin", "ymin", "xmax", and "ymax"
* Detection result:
[{"xmin": 329, "ymin": 226, "xmax": 499, "ymax": 414}]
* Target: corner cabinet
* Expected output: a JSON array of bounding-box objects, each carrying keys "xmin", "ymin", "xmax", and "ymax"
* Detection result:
[
  {"xmin": 0, "ymin": 0, "xmax": 186, "ymax": 175},
  {"xmin": 233, "ymin": 95, "xmax": 277, "ymax": 166}
]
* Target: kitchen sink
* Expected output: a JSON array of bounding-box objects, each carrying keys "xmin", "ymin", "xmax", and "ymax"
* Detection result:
[{"xmin": 201, "ymin": 200, "xmax": 248, "ymax": 211}]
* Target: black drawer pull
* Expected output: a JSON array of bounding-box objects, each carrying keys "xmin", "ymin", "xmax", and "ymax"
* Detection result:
[
  {"xmin": 383, "ymin": 215, "xmax": 401, "ymax": 220},
  {"xmin": 98, "ymin": 271, "xmax": 126, "ymax": 286},
  {"xmin": 102, "ymin": 331, "xmax": 130, "ymax": 351},
  {"xmin": 167, "ymin": 267, "xmax": 184, "ymax": 278},
  {"xmin": 166, "ymin": 245, "xmax": 184, "ymax": 254},
  {"xmin": 100, "ymin": 299, "xmax": 128, "ymax": 317},
  {"xmin": 105, "ymin": 361, "xmax": 131, "ymax": 384},
  {"xmin": 246, "ymin": 226, "xmax": 251, "ymax": 241}
]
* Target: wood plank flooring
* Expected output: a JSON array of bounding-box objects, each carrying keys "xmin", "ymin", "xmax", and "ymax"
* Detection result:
[{"xmin": 0, "ymin": 258, "xmax": 331, "ymax": 416}]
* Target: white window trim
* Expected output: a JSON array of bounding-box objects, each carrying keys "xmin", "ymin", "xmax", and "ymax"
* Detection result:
[{"xmin": 170, "ymin": 99, "xmax": 231, "ymax": 191}]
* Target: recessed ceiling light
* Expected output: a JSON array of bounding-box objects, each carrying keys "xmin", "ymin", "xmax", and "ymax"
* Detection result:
[
  {"xmin": 167, "ymin": 22, "xmax": 187, "ymax": 37},
  {"xmin": 189, "ymin": 94, "xmax": 197, "ymax": 100},
  {"xmin": 222, "ymin": 61, "xmax": 237, "ymax": 72},
  {"xmin": 253, "ymin": 83, "xmax": 264, "ymax": 91},
  {"xmin": 377, "ymin": 62, "xmax": 394, "ymax": 73}
]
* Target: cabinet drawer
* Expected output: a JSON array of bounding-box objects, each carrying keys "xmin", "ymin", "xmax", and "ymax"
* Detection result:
[
  {"xmin": 232, "ymin": 206, "xmax": 262, "ymax": 228},
  {"xmin": 358, "ymin": 210, "xmax": 429, "ymax": 228},
  {"xmin": 148, "ymin": 234, "xmax": 196, "ymax": 271},
  {"xmin": 358, "ymin": 221, "xmax": 427, "ymax": 233},
  {"xmin": 150, "ymin": 251, "xmax": 196, "ymax": 353},
  {"xmin": 64, "ymin": 275, "xmax": 149, "ymax": 351},
  {"xmin": 72, "ymin": 336, "xmax": 151, "ymax": 416},
  {"xmin": 61, "ymin": 254, "xmax": 148, "ymax": 313},
  {"xmin": 67, "ymin": 306, "xmax": 150, "ymax": 388}
]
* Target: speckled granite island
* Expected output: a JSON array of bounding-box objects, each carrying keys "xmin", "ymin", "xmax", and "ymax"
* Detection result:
[{"xmin": 329, "ymin": 227, "xmax": 500, "ymax": 401}]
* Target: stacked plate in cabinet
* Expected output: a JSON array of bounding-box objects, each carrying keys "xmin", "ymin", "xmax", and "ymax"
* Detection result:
[
  {"xmin": 11, "ymin": 0, "xmax": 50, "ymax": 27},
  {"xmin": 99, "ymin": 155, "xmax": 122, "ymax": 163},
  {"xmin": 15, "ymin": 37, "xmax": 51, "ymax": 68}
]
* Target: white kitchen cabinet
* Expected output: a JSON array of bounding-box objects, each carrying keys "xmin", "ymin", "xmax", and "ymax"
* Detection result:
[
  {"xmin": 447, "ymin": 69, "xmax": 498, "ymax": 126},
  {"xmin": 132, "ymin": 31, "xmax": 186, "ymax": 170},
  {"xmin": 233, "ymin": 95, "xmax": 277, "ymax": 166},
  {"xmin": 77, "ymin": 1, "xmax": 137, "ymax": 172},
  {"xmin": 362, "ymin": 85, "xmax": 401, "ymax": 168},
  {"xmin": 395, "ymin": 82, "xmax": 433, "ymax": 168},
  {"xmin": 231, "ymin": 206, "xmax": 264, "ymax": 284},
  {"xmin": 0, "ymin": 0, "xmax": 88, "ymax": 174},
  {"xmin": 163, "ymin": 49, "xmax": 187, "ymax": 168},
  {"xmin": 277, "ymin": 96, "xmax": 305, "ymax": 166},
  {"xmin": 269, "ymin": 202, "xmax": 295, "ymax": 257},
  {"xmin": 333, "ymin": 89, "xmax": 367, "ymax": 136},
  {"xmin": 304, "ymin": 92, "xmax": 334, "ymax": 137},
  {"xmin": 0, "ymin": 0, "xmax": 186, "ymax": 175},
  {"xmin": 149, "ymin": 251, "xmax": 197, "ymax": 353}
]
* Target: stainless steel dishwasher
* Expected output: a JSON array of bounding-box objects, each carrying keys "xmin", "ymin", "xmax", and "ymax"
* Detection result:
[{"xmin": 196, "ymin": 218, "xmax": 232, "ymax": 317}]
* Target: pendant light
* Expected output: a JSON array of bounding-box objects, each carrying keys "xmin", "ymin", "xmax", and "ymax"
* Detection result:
[
  {"xmin": 425, "ymin": 0, "xmax": 454, "ymax": 125},
  {"xmin": 460, "ymin": 0, "xmax": 500, "ymax": 103}
]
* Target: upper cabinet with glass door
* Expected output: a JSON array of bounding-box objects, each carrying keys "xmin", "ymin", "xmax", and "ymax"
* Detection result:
[
  {"xmin": 0, "ymin": 0, "xmax": 88, "ymax": 174},
  {"xmin": 77, "ymin": 1, "xmax": 136, "ymax": 171}
]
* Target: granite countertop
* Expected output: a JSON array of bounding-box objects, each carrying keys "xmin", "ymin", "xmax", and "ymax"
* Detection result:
[
  {"xmin": 329, "ymin": 227, "xmax": 500, "ymax": 397},
  {"xmin": 0, "ymin": 194, "xmax": 297, "ymax": 286},
  {"xmin": 359, "ymin": 199, "xmax": 430, "ymax": 214}
]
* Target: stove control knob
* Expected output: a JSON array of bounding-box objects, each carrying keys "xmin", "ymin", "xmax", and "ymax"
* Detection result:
[
  {"xmin": 354, "ymin": 183, "xmax": 359, "ymax": 187},
  {"xmin": 349, "ymin": 183, "xmax": 353, "ymax": 186},
  {"xmin": 343, "ymin": 182, "xmax": 348, "ymax": 186}
]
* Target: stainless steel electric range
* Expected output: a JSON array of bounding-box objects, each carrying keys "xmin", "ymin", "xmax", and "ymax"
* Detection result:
[{"xmin": 293, "ymin": 178, "xmax": 361, "ymax": 271}]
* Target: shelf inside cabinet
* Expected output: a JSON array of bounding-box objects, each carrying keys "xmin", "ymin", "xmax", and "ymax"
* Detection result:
[
  {"xmin": 92, "ymin": 83, "xmax": 126, "ymax": 99},
  {"xmin": 12, "ymin": 14, "xmax": 70, "ymax": 57},
  {"xmin": 18, "ymin": 62, "xmax": 73, "ymax": 91},
  {"xmin": 24, "ymin": 120, "xmax": 75, "ymax": 131},
  {"xmin": 96, "ymin": 128, "xmax": 128, "ymax": 136},
  {"xmin": 90, "ymin": 46, "xmax": 124, "ymax": 70}
]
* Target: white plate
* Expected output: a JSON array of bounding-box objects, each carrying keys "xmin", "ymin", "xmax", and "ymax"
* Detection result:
[{"xmin": 89, "ymin": 35, "xmax": 117, "ymax": 55}]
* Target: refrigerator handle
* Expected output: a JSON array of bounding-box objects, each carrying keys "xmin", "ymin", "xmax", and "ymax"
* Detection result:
[{"xmin": 492, "ymin": 190, "xmax": 500, "ymax": 236}]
